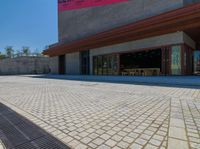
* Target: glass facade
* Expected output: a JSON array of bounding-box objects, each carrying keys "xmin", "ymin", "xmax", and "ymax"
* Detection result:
[
  {"xmin": 93, "ymin": 54, "xmax": 119, "ymax": 75},
  {"xmin": 171, "ymin": 45, "xmax": 182, "ymax": 75},
  {"xmin": 194, "ymin": 51, "xmax": 200, "ymax": 75},
  {"xmin": 92, "ymin": 45, "xmax": 194, "ymax": 76}
]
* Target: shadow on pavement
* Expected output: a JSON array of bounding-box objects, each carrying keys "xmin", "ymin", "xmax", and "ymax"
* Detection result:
[
  {"xmin": 29, "ymin": 75, "xmax": 200, "ymax": 89},
  {"xmin": 0, "ymin": 103, "xmax": 71, "ymax": 149}
]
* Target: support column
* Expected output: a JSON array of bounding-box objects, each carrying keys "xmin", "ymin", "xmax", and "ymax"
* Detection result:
[{"xmin": 181, "ymin": 44, "xmax": 185, "ymax": 75}]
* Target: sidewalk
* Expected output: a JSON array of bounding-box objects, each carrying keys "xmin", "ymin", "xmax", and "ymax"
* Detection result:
[{"xmin": 34, "ymin": 75, "xmax": 200, "ymax": 88}]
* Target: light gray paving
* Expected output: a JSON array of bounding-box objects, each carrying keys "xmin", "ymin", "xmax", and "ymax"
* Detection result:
[
  {"xmin": 0, "ymin": 75, "xmax": 199, "ymax": 149},
  {"xmin": 0, "ymin": 140, "xmax": 4, "ymax": 149}
]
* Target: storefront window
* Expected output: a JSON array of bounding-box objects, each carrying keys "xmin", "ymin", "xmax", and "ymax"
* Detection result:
[
  {"xmin": 107, "ymin": 55, "xmax": 113, "ymax": 75},
  {"xmin": 194, "ymin": 51, "xmax": 200, "ymax": 75},
  {"xmin": 93, "ymin": 54, "xmax": 119, "ymax": 75},
  {"xmin": 93, "ymin": 57, "xmax": 98, "ymax": 75},
  {"xmin": 102, "ymin": 56, "xmax": 108, "ymax": 75},
  {"xmin": 171, "ymin": 45, "xmax": 181, "ymax": 75},
  {"xmin": 112, "ymin": 55, "xmax": 119, "ymax": 75},
  {"xmin": 97, "ymin": 56, "xmax": 103, "ymax": 75}
]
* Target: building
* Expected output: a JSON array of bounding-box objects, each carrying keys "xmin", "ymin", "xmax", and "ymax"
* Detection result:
[{"xmin": 43, "ymin": 0, "xmax": 200, "ymax": 76}]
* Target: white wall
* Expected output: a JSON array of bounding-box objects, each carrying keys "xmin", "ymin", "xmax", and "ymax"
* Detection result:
[
  {"xmin": 65, "ymin": 52, "xmax": 80, "ymax": 75},
  {"xmin": 49, "ymin": 56, "xmax": 59, "ymax": 74},
  {"xmin": 0, "ymin": 57, "xmax": 50, "ymax": 75}
]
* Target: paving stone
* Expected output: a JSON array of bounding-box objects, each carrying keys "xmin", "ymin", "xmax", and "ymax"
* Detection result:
[
  {"xmin": 105, "ymin": 139, "xmax": 117, "ymax": 147},
  {"xmin": 169, "ymin": 127, "xmax": 187, "ymax": 140},
  {"xmin": 75, "ymin": 143, "xmax": 87, "ymax": 149},
  {"xmin": 0, "ymin": 76, "xmax": 199, "ymax": 149},
  {"xmin": 97, "ymin": 144, "xmax": 111, "ymax": 149},
  {"xmin": 152, "ymin": 135, "xmax": 164, "ymax": 141},
  {"xmin": 111, "ymin": 135, "xmax": 123, "ymax": 142},
  {"xmin": 112, "ymin": 146, "xmax": 121, "ymax": 149},
  {"xmin": 144, "ymin": 144, "xmax": 158, "ymax": 149},
  {"xmin": 80, "ymin": 137, "xmax": 92, "ymax": 144},
  {"xmin": 68, "ymin": 140, "xmax": 80, "ymax": 148},
  {"xmin": 123, "ymin": 136, "xmax": 135, "ymax": 143},
  {"xmin": 100, "ymin": 134, "xmax": 111, "ymax": 140},
  {"xmin": 149, "ymin": 139, "xmax": 162, "ymax": 147},
  {"xmin": 88, "ymin": 142, "xmax": 97, "ymax": 148},
  {"xmin": 135, "ymin": 138, "xmax": 147, "ymax": 146},
  {"xmin": 170, "ymin": 118, "xmax": 185, "ymax": 128},
  {"xmin": 117, "ymin": 141, "xmax": 129, "ymax": 149},
  {"xmin": 129, "ymin": 143, "xmax": 143, "ymax": 149},
  {"xmin": 92, "ymin": 138, "xmax": 105, "ymax": 145},
  {"xmin": 168, "ymin": 138, "xmax": 189, "ymax": 149},
  {"xmin": 61, "ymin": 136, "xmax": 74, "ymax": 144},
  {"xmin": 78, "ymin": 131, "xmax": 89, "ymax": 138}
]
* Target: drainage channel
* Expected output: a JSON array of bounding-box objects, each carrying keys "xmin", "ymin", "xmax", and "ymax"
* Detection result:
[{"xmin": 0, "ymin": 103, "xmax": 71, "ymax": 149}]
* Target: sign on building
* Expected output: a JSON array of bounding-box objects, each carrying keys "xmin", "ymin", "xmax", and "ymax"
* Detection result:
[{"xmin": 58, "ymin": 0, "xmax": 128, "ymax": 12}]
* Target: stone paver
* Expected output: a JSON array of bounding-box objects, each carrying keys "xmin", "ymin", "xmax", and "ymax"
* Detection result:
[
  {"xmin": 0, "ymin": 75, "xmax": 199, "ymax": 149},
  {"xmin": 0, "ymin": 140, "xmax": 4, "ymax": 149}
]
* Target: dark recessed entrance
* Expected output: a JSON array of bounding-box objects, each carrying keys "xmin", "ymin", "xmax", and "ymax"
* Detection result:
[
  {"xmin": 120, "ymin": 49, "xmax": 162, "ymax": 76},
  {"xmin": 81, "ymin": 51, "xmax": 90, "ymax": 75},
  {"xmin": 59, "ymin": 55, "xmax": 66, "ymax": 74}
]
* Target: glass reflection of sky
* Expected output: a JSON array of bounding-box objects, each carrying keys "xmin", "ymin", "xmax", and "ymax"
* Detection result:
[{"xmin": 194, "ymin": 51, "xmax": 200, "ymax": 63}]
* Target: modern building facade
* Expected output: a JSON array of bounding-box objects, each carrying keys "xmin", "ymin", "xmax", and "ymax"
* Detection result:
[{"xmin": 43, "ymin": 0, "xmax": 200, "ymax": 76}]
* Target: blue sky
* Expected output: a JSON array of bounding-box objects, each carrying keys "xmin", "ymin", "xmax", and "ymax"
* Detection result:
[{"xmin": 0, "ymin": 0, "xmax": 58, "ymax": 53}]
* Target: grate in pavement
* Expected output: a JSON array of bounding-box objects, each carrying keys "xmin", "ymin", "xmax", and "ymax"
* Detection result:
[
  {"xmin": 16, "ymin": 122, "xmax": 45, "ymax": 140},
  {"xmin": 4, "ymin": 113, "xmax": 26, "ymax": 125},
  {"xmin": 0, "ymin": 103, "xmax": 71, "ymax": 149},
  {"xmin": 0, "ymin": 115, "xmax": 8, "ymax": 125},
  {"xmin": 0, "ymin": 123, "xmax": 28, "ymax": 147},
  {"xmin": 14, "ymin": 141, "xmax": 37, "ymax": 149}
]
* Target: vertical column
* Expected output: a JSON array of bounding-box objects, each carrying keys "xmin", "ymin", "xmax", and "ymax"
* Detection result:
[
  {"xmin": 168, "ymin": 46, "xmax": 172, "ymax": 75},
  {"xmin": 161, "ymin": 46, "xmax": 171, "ymax": 75},
  {"xmin": 181, "ymin": 44, "xmax": 185, "ymax": 75},
  {"xmin": 161, "ymin": 48, "xmax": 166, "ymax": 75},
  {"xmin": 117, "ymin": 54, "xmax": 120, "ymax": 75}
]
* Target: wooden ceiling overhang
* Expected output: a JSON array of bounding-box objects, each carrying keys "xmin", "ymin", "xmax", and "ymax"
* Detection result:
[{"xmin": 43, "ymin": 3, "xmax": 200, "ymax": 56}]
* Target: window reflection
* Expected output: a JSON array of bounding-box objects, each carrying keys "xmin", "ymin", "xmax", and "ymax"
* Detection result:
[
  {"xmin": 171, "ymin": 45, "xmax": 181, "ymax": 75},
  {"xmin": 194, "ymin": 51, "xmax": 200, "ymax": 75},
  {"xmin": 93, "ymin": 54, "xmax": 118, "ymax": 75}
]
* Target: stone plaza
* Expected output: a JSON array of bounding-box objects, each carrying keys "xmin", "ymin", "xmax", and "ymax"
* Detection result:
[{"xmin": 0, "ymin": 75, "xmax": 199, "ymax": 149}]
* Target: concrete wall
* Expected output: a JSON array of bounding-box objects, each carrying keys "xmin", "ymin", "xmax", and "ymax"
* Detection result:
[
  {"xmin": 49, "ymin": 56, "xmax": 59, "ymax": 74},
  {"xmin": 65, "ymin": 52, "xmax": 80, "ymax": 75},
  {"xmin": 58, "ymin": 0, "xmax": 187, "ymax": 43},
  {"xmin": 183, "ymin": 32, "xmax": 196, "ymax": 49},
  {"xmin": 89, "ymin": 32, "xmax": 186, "ymax": 74},
  {"xmin": 0, "ymin": 57, "xmax": 50, "ymax": 75}
]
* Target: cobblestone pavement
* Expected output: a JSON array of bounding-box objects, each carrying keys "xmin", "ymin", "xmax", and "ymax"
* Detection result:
[
  {"xmin": 0, "ymin": 75, "xmax": 199, "ymax": 149},
  {"xmin": 0, "ymin": 140, "xmax": 5, "ymax": 149}
]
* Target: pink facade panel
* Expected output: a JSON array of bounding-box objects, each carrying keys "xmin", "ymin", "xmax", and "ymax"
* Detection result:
[{"xmin": 58, "ymin": 0, "xmax": 128, "ymax": 12}]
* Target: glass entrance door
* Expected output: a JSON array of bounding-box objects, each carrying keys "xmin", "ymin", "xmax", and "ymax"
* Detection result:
[{"xmin": 59, "ymin": 55, "xmax": 66, "ymax": 74}]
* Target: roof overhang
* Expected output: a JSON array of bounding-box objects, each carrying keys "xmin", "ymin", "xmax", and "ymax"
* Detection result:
[{"xmin": 43, "ymin": 3, "xmax": 200, "ymax": 56}]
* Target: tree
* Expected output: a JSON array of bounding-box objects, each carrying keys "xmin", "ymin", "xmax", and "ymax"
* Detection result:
[
  {"xmin": 0, "ymin": 52, "xmax": 6, "ymax": 59},
  {"xmin": 5, "ymin": 46, "xmax": 14, "ymax": 58},
  {"xmin": 34, "ymin": 48, "xmax": 41, "ymax": 56},
  {"xmin": 16, "ymin": 50, "xmax": 22, "ymax": 57},
  {"xmin": 22, "ymin": 46, "xmax": 30, "ymax": 56}
]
